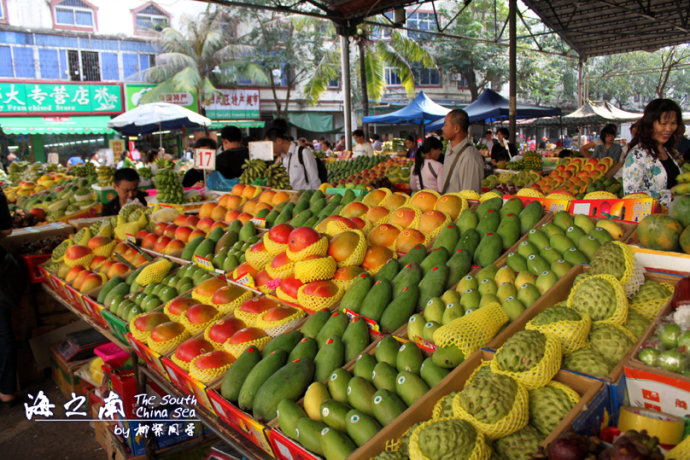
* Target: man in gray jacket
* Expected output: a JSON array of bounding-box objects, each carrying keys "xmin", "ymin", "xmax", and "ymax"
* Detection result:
[
  {"xmin": 440, "ymin": 109, "xmax": 484, "ymax": 194},
  {"xmin": 265, "ymin": 128, "xmax": 321, "ymax": 190}
]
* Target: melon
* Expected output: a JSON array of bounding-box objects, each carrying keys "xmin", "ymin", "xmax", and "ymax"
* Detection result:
[
  {"xmin": 637, "ymin": 214, "xmax": 683, "ymax": 251},
  {"xmin": 672, "ymin": 195, "xmax": 690, "ymax": 227},
  {"xmin": 680, "ymin": 226, "xmax": 690, "ymax": 254}
]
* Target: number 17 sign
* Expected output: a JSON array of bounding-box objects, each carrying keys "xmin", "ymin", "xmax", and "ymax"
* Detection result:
[{"xmin": 194, "ymin": 148, "xmax": 216, "ymax": 170}]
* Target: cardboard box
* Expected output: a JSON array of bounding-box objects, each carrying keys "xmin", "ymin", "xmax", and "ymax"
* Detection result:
[
  {"xmin": 628, "ymin": 244, "xmax": 690, "ymax": 275},
  {"xmin": 68, "ymin": 216, "xmax": 105, "ymax": 231},
  {"xmin": 568, "ymin": 197, "xmax": 659, "ymax": 222},
  {"xmin": 50, "ymin": 345, "xmax": 95, "ymax": 399},
  {"xmin": 345, "ymin": 350, "xmax": 606, "ymax": 460},
  {"xmin": 625, "ymin": 305, "xmax": 690, "ymax": 418},
  {"xmin": 0, "ymin": 222, "xmax": 73, "ymax": 252},
  {"xmin": 160, "ymin": 356, "xmax": 217, "ymax": 416},
  {"xmin": 30, "ymin": 319, "xmax": 92, "ymax": 370},
  {"xmin": 91, "ymin": 184, "xmax": 118, "ymax": 204},
  {"xmin": 506, "ymin": 194, "xmax": 572, "ymax": 213},
  {"xmin": 487, "ymin": 264, "xmax": 682, "ymax": 424}
]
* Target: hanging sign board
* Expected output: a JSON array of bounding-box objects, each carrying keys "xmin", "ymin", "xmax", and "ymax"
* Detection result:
[
  {"xmin": 248, "ymin": 141, "xmax": 274, "ymax": 162},
  {"xmin": 194, "ymin": 148, "xmax": 216, "ymax": 170}
]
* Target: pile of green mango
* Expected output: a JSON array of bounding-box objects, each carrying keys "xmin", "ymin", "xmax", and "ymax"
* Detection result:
[
  {"xmin": 181, "ymin": 219, "xmax": 259, "ymax": 273},
  {"xmin": 219, "ymin": 310, "xmax": 372, "ymax": 423},
  {"xmin": 263, "ymin": 189, "xmax": 358, "ymax": 230},
  {"xmin": 276, "ymin": 337, "xmax": 449, "ymax": 460}
]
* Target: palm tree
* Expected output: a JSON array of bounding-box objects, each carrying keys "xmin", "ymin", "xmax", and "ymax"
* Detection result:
[
  {"xmin": 143, "ymin": 8, "xmax": 268, "ymax": 112},
  {"xmin": 304, "ymin": 24, "xmax": 436, "ymax": 135}
]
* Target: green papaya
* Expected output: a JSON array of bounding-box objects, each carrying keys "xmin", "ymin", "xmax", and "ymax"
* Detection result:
[
  {"xmin": 262, "ymin": 330, "xmax": 303, "ymax": 357},
  {"xmin": 476, "ymin": 196, "xmax": 503, "ymax": 218},
  {"xmin": 220, "ymin": 346, "xmax": 262, "ymax": 402},
  {"xmin": 372, "ymin": 389, "xmax": 408, "ymax": 426},
  {"xmin": 496, "ymin": 213, "xmax": 521, "ymax": 250},
  {"xmin": 432, "ymin": 223, "xmax": 460, "ymax": 253},
  {"xmin": 320, "ymin": 426, "xmax": 357, "ymax": 460},
  {"xmin": 455, "ymin": 228, "xmax": 480, "ymax": 254},
  {"xmin": 345, "ymin": 409, "xmax": 381, "ymax": 447},
  {"xmin": 396, "ymin": 342, "xmax": 424, "ymax": 374},
  {"xmin": 237, "ymin": 350, "xmax": 287, "ymax": 411},
  {"xmin": 353, "ymin": 353, "xmax": 377, "ymax": 381},
  {"xmin": 359, "ymin": 279, "xmax": 393, "ymax": 322},
  {"xmin": 500, "ymin": 196, "xmax": 523, "ymax": 218},
  {"xmin": 445, "ymin": 249, "xmax": 472, "ymax": 289},
  {"xmin": 398, "ymin": 244, "xmax": 427, "ymax": 266},
  {"xmin": 456, "ymin": 208, "xmax": 478, "ymax": 233},
  {"xmin": 253, "ymin": 358, "xmax": 315, "ymax": 421},
  {"xmin": 417, "ymin": 265, "xmax": 449, "ymax": 311},
  {"xmin": 339, "ymin": 273, "xmax": 373, "ymax": 313},
  {"xmin": 327, "ymin": 368, "xmax": 352, "ymax": 403},
  {"xmin": 239, "ymin": 221, "xmax": 256, "ymax": 242},
  {"xmin": 277, "ymin": 399, "xmax": 305, "ymax": 440},
  {"xmin": 473, "ymin": 232, "xmax": 503, "ymax": 267},
  {"xmin": 372, "ymin": 361, "xmax": 398, "ymax": 392},
  {"xmin": 374, "ymin": 258, "xmax": 399, "ymax": 283},
  {"xmin": 347, "ymin": 376, "xmax": 377, "ymax": 416},
  {"xmin": 314, "ymin": 336, "xmax": 345, "ymax": 382},
  {"xmin": 420, "ymin": 247, "xmax": 450, "ymax": 275},
  {"xmin": 320, "ymin": 399, "xmax": 350, "ymax": 431},
  {"xmin": 392, "ymin": 263, "xmax": 423, "ymax": 294},
  {"xmin": 375, "ymin": 336, "xmax": 400, "ymax": 367},
  {"xmin": 519, "ymin": 201, "xmax": 544, "ymax": 234},
  {"xmin": 419, "ymin": 357, "xmax": 450, "ymax": 387},
  {"xmin": 296, "ymin": 418, "xmax": 326, "ymax": 455},
  {"xmin": 316, "ymin": 312, "xmax": 348, "ymax": 346},
  {"xmin": 300, "ymin": 308, "xmax": 331, "ymax": 339},
  {"xmin": 98, "ymin": 276, "xmax": 125, "ymax": 304},
  {"xmin": 342, "ymin": 318, "xmax": 370, "ymax": 362},
  {"xmin": 288, "ymin": 337, "xmax": 319, "ymax": 362},
  {"xmin": 380, "ymin": 285, "xmax": 419, "ymax": 333}
]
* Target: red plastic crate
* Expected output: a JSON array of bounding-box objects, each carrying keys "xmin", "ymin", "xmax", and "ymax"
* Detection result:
[{"xmin": 21, "ymin": 254, "xmax": 51, "ymax": 283}]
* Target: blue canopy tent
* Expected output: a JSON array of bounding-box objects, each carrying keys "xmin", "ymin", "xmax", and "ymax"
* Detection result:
[
  {"xmin": 425, "ymin": 89, "xmax": 561, "ymax": 131},
  {"xmin": 362, "ymin": 91, "xmax": 451, "ymax": 126}
]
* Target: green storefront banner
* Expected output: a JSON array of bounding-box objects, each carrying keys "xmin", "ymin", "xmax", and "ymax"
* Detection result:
[
  {"xmin": 0, "ymin": 82, "xmax": 122, "ymax": 114},
  {"xmin": 124, "ymin": 84, "xmax": 198, "ymax": 112}
]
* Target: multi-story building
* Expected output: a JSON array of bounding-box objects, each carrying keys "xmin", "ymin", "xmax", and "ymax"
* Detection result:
[{"xmin": 0, "ymin": 0, "xmax": 472, "ymax": 161}]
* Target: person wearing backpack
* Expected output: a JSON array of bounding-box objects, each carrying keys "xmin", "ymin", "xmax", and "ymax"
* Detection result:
[
  {"xmin": 265, "ymin": 128, "xmax": 322, "ymax": 190},
  {"xmin": 410, "ymin": 136, "xmax": 444, "ymax": 192}
]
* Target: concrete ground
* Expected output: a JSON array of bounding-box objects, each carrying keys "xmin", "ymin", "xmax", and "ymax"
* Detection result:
[{"xmin": 0, "ymin": 378, "xmax": 103, "ymax": 460}]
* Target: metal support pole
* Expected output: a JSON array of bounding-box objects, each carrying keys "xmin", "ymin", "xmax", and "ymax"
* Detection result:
[
  {"xmin": 340, "ymin": 34, "xmax": 353, "ymax": 151},
  {"xmin": 509, "ymin": 0, "xmax": 517, "ymax": 145},
  {"xmin": 577, "ymin": 58, "xmax": 584, "ymax": 148}
]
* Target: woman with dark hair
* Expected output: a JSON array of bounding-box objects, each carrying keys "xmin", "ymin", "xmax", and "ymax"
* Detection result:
[
  {"xmin": 590, "ymin": 124, "xmax": 622, "ymax": 161},
  {"xmin": 622, "ymin": 99, "xmax": 685, "ymax": 206},
  {"xmin": 410, "ymin": 136, "xmax": 444, "ymax": 192}
]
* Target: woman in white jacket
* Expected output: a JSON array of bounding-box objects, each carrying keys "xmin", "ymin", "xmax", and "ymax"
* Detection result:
[{"xmin": 410, "ymin": 136, "xmax": 444, "ymax": 192}]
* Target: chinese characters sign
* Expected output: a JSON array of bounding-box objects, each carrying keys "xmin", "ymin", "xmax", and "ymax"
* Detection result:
[
  {"xmin": 203, "ymin": 89, "xmax": 260, "ymax": 119},
  {"xmin": 125, "ymin": 84, "xmax": 198, "ymax": 112},
  {"xmin": 0, "ymin": 82, "xmax": 123, "ymax": 114}
]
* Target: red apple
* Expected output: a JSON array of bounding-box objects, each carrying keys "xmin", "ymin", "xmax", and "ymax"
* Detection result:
[
  {"xmin": 163, "ymin": 224, "xmax": 178, "ymax": 239},
  {"xmin": 288, "ymin": 227, "xmax": 321, "ymax": 252},
  {"xmin": 268, "ymin": 224, "xmax": 294, "ymax": 244},
  {"xmin": 207, "ymin": 318, "xmax": 246, "ymax": 344},
  {"xmin": 184, "ymin": 304, "xmax": 219, "ymax": 325},
  {"xmin": 238, "ymin": 297, "xmax": 279, "ymax": 314},
  {"xmin": 154, "ymin": 222, "xmax": 168, "ymax": 236},
  {"xmin": 132, "ymin": 312, "xmax": 169, "ymax": 333},
  {"xmin": 65, "ymin": 265, "xmax": 86, "ymax": 283},
  {"xmin": 174, "ymin": 337, "xmax": 215, "ymax": 363},
  {"xmin": 302, "ymin": 280, "xmax": 339, "ymax": 298},
  {"xmin": 174, "ymin": 226, "xmax": 193, "ymax": 243},
  {"xmin": 106, "ymin": 262, "xmax": 130, "ymax": 279},
  {"xmin": 173, "ymin": 214, "xmax": 189, "ymax": 226},
  {"xmin": 279, "ymin": 276, "xmax": 303, "ymax": 299},
  {"xmin": 227, "ymin": 327, "xmax": 267, "ymax": 345},
  {"xmin": 154, "ymin": 236, "xmax": 172, "ymax": 252},
  {"xmin": 196, "ymin": 217, "xmax": 214, "ymax": 233},
  {"xmin": 262, "ymin": 306, "xmax": 296, "ymax": 322},
  {"xmin": 193, "ymin": 350, "xmax": 235, "ymax": 370},
  {"xmin": 150, "ymin": 321, "xmax": 186, "ymax": 343},
  {"xmin": 142, "ymin": 233, "xmax": 158, "ymax": 249},
  {"xmin": 167, "ymin": 297, "xmax": 197, "ymax": 316}
]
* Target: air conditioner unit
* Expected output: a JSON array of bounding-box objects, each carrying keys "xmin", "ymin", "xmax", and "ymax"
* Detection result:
[{"xmin": 450, "ymin": 73, "xmax": 464, "ymax": 81}]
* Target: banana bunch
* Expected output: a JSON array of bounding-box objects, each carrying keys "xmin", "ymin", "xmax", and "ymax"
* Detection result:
[
  {"xmin": 266, "ymin": 162, "xmax": 291, "ymax": 189},
  {"xmin": 70, "ymin": 162, "xmax": 96, "ymax": 177},
  {"xmin": 154, "ymin": 158, "xmax": 174, "ymax": 170},
  {"xmin": 498, "ymin": 172, "xmax": 514, "ymax": 184},
  {"xmin": 137, "ymin": 167, "xmax": 153, "ymax": 180},
  {"xmin": 239, "ymin": 159, "xmax": 267, "ymax": 185},
  {"xmin": 97, "ymin": 165, "xmax": 115, "ymax": 186},
  {"xmin": 155, "ymin": 168, "xmax": 185, "ymax": 203}
]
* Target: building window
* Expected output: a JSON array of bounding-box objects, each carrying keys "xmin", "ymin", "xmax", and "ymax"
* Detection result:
[
  {"xmin": 412, "ymin": 67, "xmax": 440, "ymax": 86},
  {"xmin": 66, "ymin": 49, "xmax": 101, "ymax": 81},
  {"xmin": 384, "ymin": 67, "xmax": 401, "ymax": 86},
  {"xmin": 407, "ymin": 12, "xmax": 435, "ymax": 39},
  {"xmin": 0, "ymin": 1, "xmax": 7, "ymax": 22},
  {"xmin": 328, "ymin": 78, "xmax": 340, "ymax": 89},
  {"xmin": 371, "ymin": 12, "xmax": 393, "ymax": 40},
  {"xmin": 134, "ymin": 3, "xmax": 169, "ymax": 34},
  {"xmin": 54, "ymin": 0, "xmax": 95, "ymax": 28}
]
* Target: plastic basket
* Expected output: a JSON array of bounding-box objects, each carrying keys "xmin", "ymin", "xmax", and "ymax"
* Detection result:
[
  {"xmin": 101, "ymin": 309, "xmax": 132, "ymax": 347},
  {"xmin": 21, "ymin": 254, "xmax": 51, "ymax": 283},
  {"xmin": 94, "ymin": 342, "xmax": 129, "ymax": 367}
]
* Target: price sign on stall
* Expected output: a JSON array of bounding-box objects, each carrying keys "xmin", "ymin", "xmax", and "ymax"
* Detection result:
[{"xmin": 194, "ymin": 148, "xmax": 216, "ymax": 170}]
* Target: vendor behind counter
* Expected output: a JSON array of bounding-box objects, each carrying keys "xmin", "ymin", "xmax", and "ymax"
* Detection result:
[{"xmin": 102, "ymin": 168, "xmax": 148, "ymax": 217}]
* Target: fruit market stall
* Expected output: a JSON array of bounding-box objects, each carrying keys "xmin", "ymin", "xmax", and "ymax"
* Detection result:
[{"xmin": 21, "ymin": 172, "xmax": 690, "ymax": 460}]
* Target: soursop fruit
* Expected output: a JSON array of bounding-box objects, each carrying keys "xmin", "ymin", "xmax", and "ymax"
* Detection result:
[
  {"xmin": 528, "ymin": 383, "xmax": 579, "ymax": 436},
  {"xmin": 572, "ymin": 272, "xmax": 592, "ymax": 286},
  {"xmin": 50, "ymin": 239, "xmax": 71, "ymax": 262},
  {"xmin": 492, "ymin": 424, "xmax": 544, "ymax": 460},
  {"xmin": 588, "ymin": 323, "xmax": 635, "ymax": 366},
  {"xmin": 495, "ymin": 330, "xmax": 547, "ymax": 372},
  {"xmin": 459, "ymin": 366, "xmax": 517, "ymax": 424},
  {"xmin": 588, "ymin": 242, "xmax": 626, "ymax": 279},
  {"xmin": 433, "ymin": 392, "xmax": 459, "ymax": 420},
  {"xmin": 416, "ymin": 419, "xmax": 478, "ymax": 460},
  {"xmin": 624, "ymin": 309, "xmax": 651, "ymax": 339},
  {"xmin": 373, "ymin": 451, "xmax": 406, "ymax": 460},
  {"xmin": 569, "ymin": 276, "xmax": 619, "ymax": 322},
  {"xmin": 397, "ymin": 422, "xmax": 422, "ymax": 458},
  {"xmin": 528, "ymin": 305, "xmax": 583, "ymax": 326},
  {"xmin": 630, "ymin": 280, "xmax": 673, "ymax": 304},
  {"xmin": 563, "ymin": 347, "xmax": 613, "ymax": 378}
]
